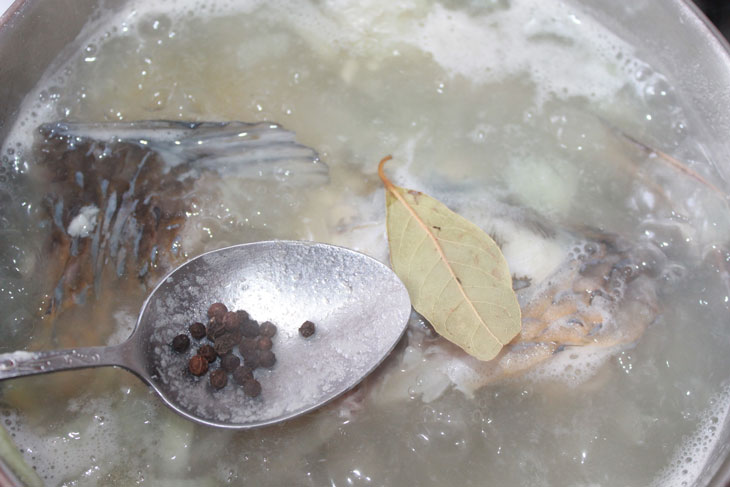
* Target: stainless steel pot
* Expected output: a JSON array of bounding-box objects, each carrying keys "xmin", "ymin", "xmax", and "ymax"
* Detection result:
[{"xmin": 0, "ymin": 0, "xmax": 729, "ymax": 485}]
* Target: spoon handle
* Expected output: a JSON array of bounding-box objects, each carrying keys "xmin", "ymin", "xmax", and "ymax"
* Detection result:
[{"xmin": 0, "ymin": 344, "xmax": 132, "ymax": 380}]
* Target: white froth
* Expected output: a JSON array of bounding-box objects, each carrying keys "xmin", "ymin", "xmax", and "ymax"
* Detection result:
[
  {"xmin": 3, "ymin": 395, "xmax": 140, "ymax": 485},
  {"xmin": 651, "ymin": 385, "xmax": 730, "ymax": 487},
  {"xmin": 106, "ymin": 309, "xmax": 136, "ymax": 345},
  {"xmin": 408, "ymin": 2, "xmax": 634, "ymax": 106},
  {"xmin": 2, "ymin": 0, "xmax": 650, "ymax": 163},
  {"xmin": 0, "ymin": 350, "xmax": 36, "ymax": 368},
  {"xmin": 67, "ymin": 205, "xmax": 99, "ymax": 238},
  {"xmin": 523, "ymin": 344, "xmax": 621, "ymax": 387}
]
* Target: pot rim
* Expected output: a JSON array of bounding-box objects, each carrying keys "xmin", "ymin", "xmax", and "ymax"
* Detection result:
[{"xmin": 0, "ymin": 0, "xmax": 24, "ymax": 27}]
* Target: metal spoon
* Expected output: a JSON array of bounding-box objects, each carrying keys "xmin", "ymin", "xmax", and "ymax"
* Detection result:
[{"xmin": 0, "ymin": 241, "xmax": 411, "ymax": 429}]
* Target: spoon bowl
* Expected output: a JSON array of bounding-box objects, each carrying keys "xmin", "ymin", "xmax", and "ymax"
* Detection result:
[{"xmin": 0, "ymin": 241, "xmax": 411, "ymax": 429}]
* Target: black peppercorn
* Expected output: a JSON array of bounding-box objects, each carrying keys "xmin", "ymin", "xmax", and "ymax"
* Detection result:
[
  {"xmin": 230, "ymin": 330, "xmax": 243, "ymax": 348},
  {"xmin": 189, "ymin": 355, "xmax": 209, "ymax": 376},
  {"xmin": 206, "ymin": 320, "xmax": 226, "ymax": 341},
  {"xmin": 299, "ymin": 320, "xmax": 316, "ymax": 337},
  {"xmin": 239, "ymin": 337, "xmax": 258, "ymax": 357},
  {"xmin": 171, "ymin": 334, "xmax": 190, "ymax": 353},
  {"xmin": 189, "ymin": 322, "xmax": 206, "ymax": 340},
  {"xmin": 232, "ymin": 365, "xmax": 254, "ymax": 385},
  {"xmin": 183, "ymin": 301, "xmax": 286, "ymax": 395},
  {"xmin": 210, "ymin": 369, "xmax": 228, "ymax": 390},
  {"xmin": 243, "ymin": 350, "xmax": 260, "ymax": 369},
  {"xmin": 214, "ymin": 333, "xmax": 241, "ymax": 355},
  {"xmin": 208, "ymin": 302, "xmax": 228, "ymax": 321},
  {"xmin": 236, "ymin": 309, "xmax": 250, "ymax": 323},
  {"xmin": 240, "ymin": 319, "xmax": 260, "ymax": 338},
  {"xmin": 257, "ymin": 336, "xmax": 273, "ymax": 351},
  {"xmin": 242, "ymin": 378, "xmax": 262, "ymax": 398},
  {"xmin": 222, "ymin": 311, "xmax": 241, "ymax": 332},
  {"xmin": 220, "ymin": 353, "xmax": 241, "ymax": 373},
  {"xmin": 259, "ymin": 321, "xmax": 277, "ymax": 337},
  {"xmin": 258, "ymin": 350, "xmax": 276, "ymax": 368},
  {"xmin": 198, "ymin": 344, "xmax": 218, "ymax": 363}
]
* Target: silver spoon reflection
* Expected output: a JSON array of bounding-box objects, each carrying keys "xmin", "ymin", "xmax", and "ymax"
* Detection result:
[{"xmin": 0, "ymin": 241, "xmax": 412, "ymax": 429}]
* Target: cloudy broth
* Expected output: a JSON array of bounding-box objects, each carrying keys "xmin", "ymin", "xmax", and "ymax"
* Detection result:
[{"xmin": 1, "ymin": 0, "xmax": 730, "ymax": 485}]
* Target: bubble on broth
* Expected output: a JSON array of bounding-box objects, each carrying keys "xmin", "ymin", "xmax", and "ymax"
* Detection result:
[
  {"xmin": 3, "ymin": 394, "xmax": 157, "ymax": 485},
  {"xmin": 1, "ymin": 0, "xmax": 663, "ymax": 161},
  {"xmin": 651, "ymin": 384, "xmax": 730, "ymax": 487}
]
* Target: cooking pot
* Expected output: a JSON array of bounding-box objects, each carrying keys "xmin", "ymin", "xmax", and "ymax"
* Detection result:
[{"xmin": 0, "ymin": 0, "xmax": 729, "ymax": 485}]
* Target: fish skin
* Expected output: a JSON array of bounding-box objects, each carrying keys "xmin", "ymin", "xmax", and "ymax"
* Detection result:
[
  {"xmin": 33, "ymin": 120, "xmax": 328, "ymax": 323},
  {"xmin": 39, "ymin": 120, "xmax": 328, "ymax": 184}
]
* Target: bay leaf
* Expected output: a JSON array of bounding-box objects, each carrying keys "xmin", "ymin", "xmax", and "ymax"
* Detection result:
[{"xmin": 378, "ymin": 156, "xmax": 521, "ymax": 361}]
